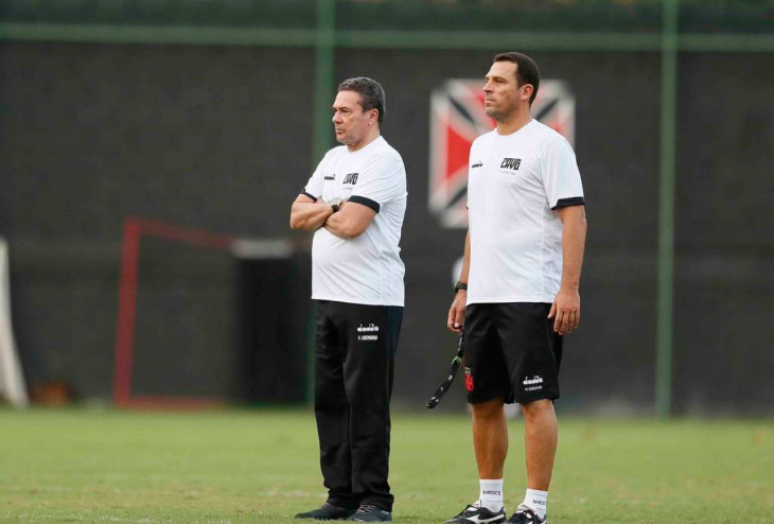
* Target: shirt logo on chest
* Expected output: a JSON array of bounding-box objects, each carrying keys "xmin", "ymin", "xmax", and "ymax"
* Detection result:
[
  {"xmin": 324, "ymin": 174, "xmax": 336, "ymax": 181},
  {"xmin": 342, "ymin": 172, "xmax": 359, "ymax": 185},
  {"xmin": 471, "ymin": 161, "xmax": 483, "ymax": 169},
  {"xmin": 500, "ymin": 158, "xmax": 522, "ymax": 171}
]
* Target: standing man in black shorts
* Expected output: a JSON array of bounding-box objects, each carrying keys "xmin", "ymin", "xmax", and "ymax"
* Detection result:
[
  {"xmin": 445, "ymin": 53, "xmax": 587, "ymax": 524},
  {"xmin": 290, "ymin": 77, "xmax": 407, "ymax": 523}
]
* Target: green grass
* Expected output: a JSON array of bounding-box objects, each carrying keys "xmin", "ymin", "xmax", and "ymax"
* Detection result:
[{"xmin": 0, "ymin": 408, "xmax": 772, "ymax": 524}]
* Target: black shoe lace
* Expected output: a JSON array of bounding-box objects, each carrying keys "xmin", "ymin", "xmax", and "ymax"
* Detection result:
[{"xmin": 510, "ymin": 506, "xmax": 538, "ymax": 523}]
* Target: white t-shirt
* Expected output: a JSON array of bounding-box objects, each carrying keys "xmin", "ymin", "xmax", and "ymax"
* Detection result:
[
  {"xmin": 303, "ymin": 136, "xmax": 407, "ymax": 307},
  {"xmin": 466, "ymin": 120, "xmax": 584, "ymax": 305}
]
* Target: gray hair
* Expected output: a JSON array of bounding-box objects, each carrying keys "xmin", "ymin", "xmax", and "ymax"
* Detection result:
[{"xmin": 338, "ymin": 77, "xmax": 386, "ymax": 124}]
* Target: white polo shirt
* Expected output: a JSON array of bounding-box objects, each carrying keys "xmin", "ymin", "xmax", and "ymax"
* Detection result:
[
  {"xmin": 303, "ymin": 136, "xmax": 407, "ymax": 307},
  {"xmin": 466, "ymin": 120, "xmax": 584, "ymax": 305}
]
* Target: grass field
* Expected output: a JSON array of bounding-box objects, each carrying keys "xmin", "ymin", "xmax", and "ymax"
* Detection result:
[{"xmin": 0, "ymin": 408, "xmax": 772, "ymax": 524}]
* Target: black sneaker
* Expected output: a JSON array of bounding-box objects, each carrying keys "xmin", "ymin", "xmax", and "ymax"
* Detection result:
[
  {"xmin": 347, "ymin": 505, "xmax": 393, "ymax": 522},
  {"xmin": 505, "ymin": 505, "xmax": 546, "ymax": 524},
  {"xmin": 295, "ymin": 503, "xmax": 358, "ymax": 520},
  {"xmin": 445, "ymin": 504, "xmax": 506, "ymax": 524}
]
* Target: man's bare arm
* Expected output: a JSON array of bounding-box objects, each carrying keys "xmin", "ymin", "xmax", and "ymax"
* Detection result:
[
  {"xmin": 548, "ymin": 205, "xmax": 587, "ymax": 335},
  {"xmin": 324, "ymin": 201, "xmax": 377, "ymax": 240},
  {"xmin": 290, "ymin": 194, "xmax": 333, "ymax": 231},
  {"xmin": 447, "ymin": 231, "xmax": 471, "ymax": 333}
]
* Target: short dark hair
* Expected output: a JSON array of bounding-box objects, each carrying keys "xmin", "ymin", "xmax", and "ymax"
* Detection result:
[
  {"xmin": 494, "ymin": 52, "xmax": 540, "ymax": 106},
  {"xmin": 338, "ymin": 77, "xmax": 386, "ymax": 124}
]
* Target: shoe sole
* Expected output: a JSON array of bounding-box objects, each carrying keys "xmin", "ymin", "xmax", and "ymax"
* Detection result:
[
  {"xmin": 296, "ymin": 513, "xmax": 357, "ymax": 520},
  {"xmin": 446, "ymin": 516, "xmax": 506, "ymax": 524},
  {"xmin": 296, "ymin": 517, "xmax": 354, "ymax": 521}
]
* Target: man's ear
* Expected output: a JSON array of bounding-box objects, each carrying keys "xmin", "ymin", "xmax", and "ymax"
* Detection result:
[{"xmin": 522, "ymin": 84, "xmax": 534, "ymax": 103}]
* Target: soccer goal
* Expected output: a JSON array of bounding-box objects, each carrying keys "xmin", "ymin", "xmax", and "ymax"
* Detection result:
[
  {"xmin": 112, "ymin": 217, "xmax": 304, "ymax": 409},
  {"xmin": 0, "ymin": 238, "xmax": 29, "ymax": 407}
]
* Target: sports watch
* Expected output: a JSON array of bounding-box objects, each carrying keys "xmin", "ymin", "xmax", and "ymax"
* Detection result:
[
  {"xmin": 329, "ymin": 197, "xmax": 342, "ymax": 213},
  {"xmin": 454, "ymin": 280, "xmax": 468, "ymax": 293}
]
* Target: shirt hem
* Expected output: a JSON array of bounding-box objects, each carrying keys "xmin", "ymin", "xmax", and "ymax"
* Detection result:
[
  {"xmin": 467, "ymin": 295, "xmax": 553, "ymax": 305},
  {"xmin": 312, "ymin": 294, "xmax": 404, "ymax": 307}
]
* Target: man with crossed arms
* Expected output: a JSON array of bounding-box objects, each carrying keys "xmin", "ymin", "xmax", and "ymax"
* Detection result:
[{"xmin": 290, "ymin": 77, "xmax": 407, "ymax": 523}]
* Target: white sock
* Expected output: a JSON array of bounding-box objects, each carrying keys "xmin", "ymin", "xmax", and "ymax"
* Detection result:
[
  {"xmin": 522, "ymin": 489, "xmax": 548, "ymax": 519},
  {"xmin": 479, "ymin": 479, "xmax": 504, "ymax": 511}
]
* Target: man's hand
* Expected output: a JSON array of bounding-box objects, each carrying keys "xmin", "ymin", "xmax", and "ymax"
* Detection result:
[
  {"xmin": 447, "ymin": 291, "xmax": 467, "ymax": 333},
  {"xmin": 289, "ymin": 194, "xmax": 333, "ymax": 231},
  {"xmin": 548, "ymin": 287, "xmax": 580, "ymax": 335}
]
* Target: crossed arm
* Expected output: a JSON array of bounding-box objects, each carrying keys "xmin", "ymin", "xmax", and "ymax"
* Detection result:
[{"xmin": 289, "ymin": 194, "xmax": 377, "ymax": 239}]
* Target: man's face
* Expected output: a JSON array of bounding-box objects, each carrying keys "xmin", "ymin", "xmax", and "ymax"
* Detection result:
[
  {"xmin": 482, "ymin": 61, "xmax": 531, "ymax": 120},
  {"xmin": 332, "ymin": 90, "xmax": 374, "ymax": 146}
]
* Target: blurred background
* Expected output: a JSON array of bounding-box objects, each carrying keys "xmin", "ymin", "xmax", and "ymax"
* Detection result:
[{"xmin": 1, "ymin": 0, "xmax": 773, "ymax": 418}]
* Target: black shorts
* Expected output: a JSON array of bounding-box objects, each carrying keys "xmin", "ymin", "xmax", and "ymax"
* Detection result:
[{"xmin": 463, "ymin": 303, "xmax": 563, "ymax": 405}]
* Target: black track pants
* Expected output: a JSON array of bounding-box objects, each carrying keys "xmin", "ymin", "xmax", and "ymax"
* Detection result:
[{"xmin": 313, "ymin": 300, "xmax": 403, "ymax": 512}]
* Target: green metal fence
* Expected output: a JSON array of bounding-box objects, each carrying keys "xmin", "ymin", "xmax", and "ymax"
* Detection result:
[{"xmin": 3, "ymin": 0, "xmax": 774, "ymax": 417}]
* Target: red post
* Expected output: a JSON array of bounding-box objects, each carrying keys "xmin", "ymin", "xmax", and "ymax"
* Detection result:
[{"xmin": 113, "ymin": 217, "xmax": 141, "ymax": 406}]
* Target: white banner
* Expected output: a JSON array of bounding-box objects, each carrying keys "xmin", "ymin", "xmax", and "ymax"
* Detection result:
[{"xmin": 0, "ymin": 238, "xmax": 29, "ymax": 407}]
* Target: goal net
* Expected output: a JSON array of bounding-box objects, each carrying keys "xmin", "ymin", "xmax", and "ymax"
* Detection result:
[{"xmin": 112, "ymin": 217, "xmax": 305, "ymax": 408}]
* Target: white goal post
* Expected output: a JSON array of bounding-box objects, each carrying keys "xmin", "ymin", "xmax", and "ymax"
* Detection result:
[{"xmin": 0, "ymin": 238, "xmax": 28, "ymax": 407}]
